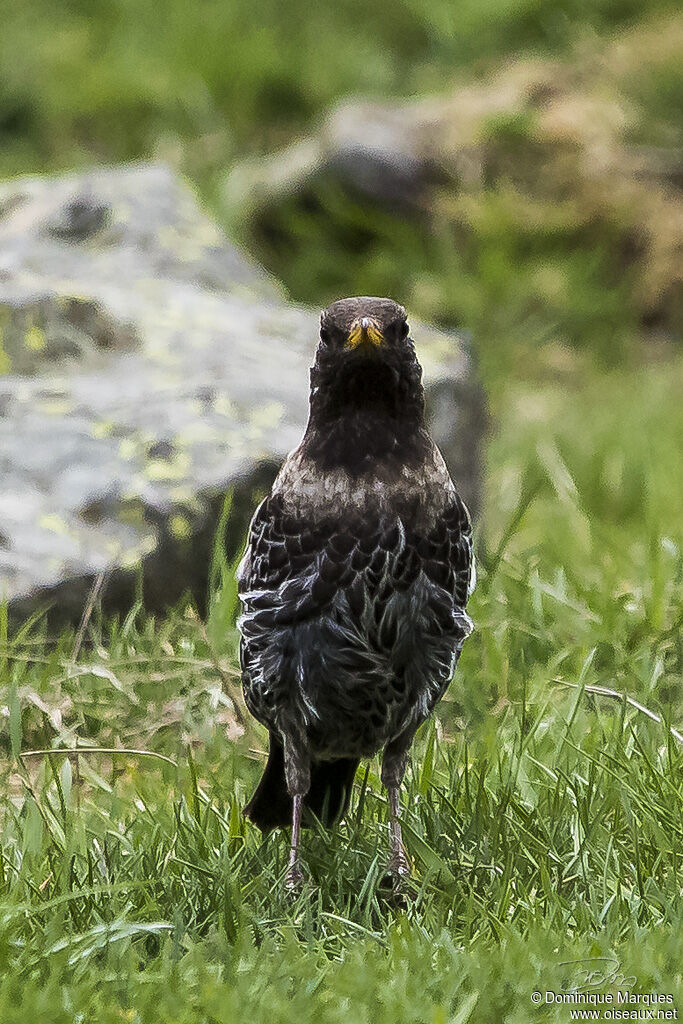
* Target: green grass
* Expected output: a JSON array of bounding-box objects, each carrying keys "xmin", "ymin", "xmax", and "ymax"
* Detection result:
[{"xmin": 1, "ymin": 356, "xmax": 681, "ymax": 1021}]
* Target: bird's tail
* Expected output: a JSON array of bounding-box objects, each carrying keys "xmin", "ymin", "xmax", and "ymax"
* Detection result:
[{"xmin": 244, "ymin": 733, "xmax": 359, "ymax": 833}]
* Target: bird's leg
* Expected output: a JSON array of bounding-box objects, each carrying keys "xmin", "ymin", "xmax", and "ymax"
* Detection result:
[
  {"xmin": 283, "ymin": 734, "xmax": 310, "ymax": 892},
  {"xmin": 287, "ymin": 793, "xmax": 304, "ymax": 890},
  {"xmin": 381, "ymin": 745, "xmax": 412, "ymax": 883},
  {"xmin": 386, "ymin": 782, "xmax": 410, "ymax": 879}
]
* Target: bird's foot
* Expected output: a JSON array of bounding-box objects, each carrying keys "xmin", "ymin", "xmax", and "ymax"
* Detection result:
[
  {"xmin": 379, "ymin": 846, "xmax": 415, "ymax": 904},
  {"xmin": 386, "ymin": 846, "xmax": 411, "ymax": 880},
  {"xmin": 285, "ymin": 860, "xmax": 305, "ymax": 894}
]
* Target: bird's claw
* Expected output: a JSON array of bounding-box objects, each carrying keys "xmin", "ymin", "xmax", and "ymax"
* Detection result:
[
  {"xmin": 285, "ymin": 862, "xmax": 304, "ymax": 894},
  {"xmin": 387, "ymin": 850, "xmax": 411, "ymax": 879},
  {"xmin": 379, "ymin": 844, "xmax": 415, "ymax": 904},
  {"xmin": 386, "ymin": 837, "xmax": 411, "ymax": 879}
]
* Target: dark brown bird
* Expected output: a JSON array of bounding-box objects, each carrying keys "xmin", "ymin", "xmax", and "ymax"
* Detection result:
[{"xmin": 237, "ymin": 297, "xmax": 474, "ymax": 889}]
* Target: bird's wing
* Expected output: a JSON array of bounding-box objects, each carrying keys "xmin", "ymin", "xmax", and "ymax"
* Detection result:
[
  {"xmin": 238, "ymin": 492, "xmax": 473, "ymax": 641},
  {"xmin": 237, "ymin": 493, "xmax": 358, "ymax": 634}
]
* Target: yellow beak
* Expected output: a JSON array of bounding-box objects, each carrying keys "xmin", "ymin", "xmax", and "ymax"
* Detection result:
[{"xmin": 346, "ymin": 316, "xmax": 384, "ymax": 350}]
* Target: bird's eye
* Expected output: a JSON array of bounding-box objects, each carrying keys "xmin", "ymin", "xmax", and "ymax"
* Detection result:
[{"xmin": 387, "ymin": 320, "xmax": 409, "ymax": 342}]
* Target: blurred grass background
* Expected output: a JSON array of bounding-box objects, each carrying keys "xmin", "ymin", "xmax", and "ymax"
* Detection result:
[
  {"xmin": 2, "ymin": 0, "xmax": 672, "ymax": 175},
  {"xmin": 1, "ymin": 0, "xmax": 682, "ymax": 1019}
]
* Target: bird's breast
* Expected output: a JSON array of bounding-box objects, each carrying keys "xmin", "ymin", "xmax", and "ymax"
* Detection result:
[{"xmin": 272, "ymin": 443, "xmax": 456, "ymax": 527}]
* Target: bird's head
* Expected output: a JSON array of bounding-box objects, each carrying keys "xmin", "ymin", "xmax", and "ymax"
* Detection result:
[
  {"xmin": 318, "ymin": 296, "xmax": 410, "ymax": 356},
  {"xmin": 305, "ymin": 296, "xmax": 427, "ymax": 470}
]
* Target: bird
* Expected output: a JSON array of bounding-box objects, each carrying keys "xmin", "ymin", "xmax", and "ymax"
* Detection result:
[{"xmin": 237, "ymin": 296, "xmax": 475, "ymax": 890}]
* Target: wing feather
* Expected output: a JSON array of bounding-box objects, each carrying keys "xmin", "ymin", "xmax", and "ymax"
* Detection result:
[{"xmin": 237, "ymin": 491, "xmax": 474, "ymax": 642}]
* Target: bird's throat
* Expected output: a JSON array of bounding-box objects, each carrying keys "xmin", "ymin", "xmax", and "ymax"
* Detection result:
[{"xmin": 302, "ymin": 358, "xmax": 428, "ymax": 473}]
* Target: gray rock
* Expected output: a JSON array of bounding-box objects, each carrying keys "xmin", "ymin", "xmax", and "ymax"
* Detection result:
[
  {"xmin": 0, "ymin": 163, "xmax": 484, "ymax": 626},
  {"xmin": 225, "ymin": 100, "xmax": 435, "ymax": 213}
]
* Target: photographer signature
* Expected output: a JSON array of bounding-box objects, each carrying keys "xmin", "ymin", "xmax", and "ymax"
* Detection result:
[{"xmin": 559, "ymin": 957, "xmax": 637, "ymax": 992}]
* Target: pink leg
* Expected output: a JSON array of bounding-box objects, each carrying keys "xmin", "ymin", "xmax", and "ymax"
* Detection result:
[
  {"xmin": 387, "ymin": 784, "xmax": 410, "ymax": 879},
  {"xmin": 286, "ymin": 793, "xmax": 304, "ymax": 890}
]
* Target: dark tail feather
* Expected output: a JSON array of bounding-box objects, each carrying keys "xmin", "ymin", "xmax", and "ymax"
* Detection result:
[
  {"xmin": 243, "ymin": 734, "xmax": 291, "ymax": 833},
  {"xmin": 244, "ymin": 733, "xmax": 359, "ymax": 833},
  {"xmin": 306, "ymin": 755, "xmax": 359, "ymax": 826}
]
